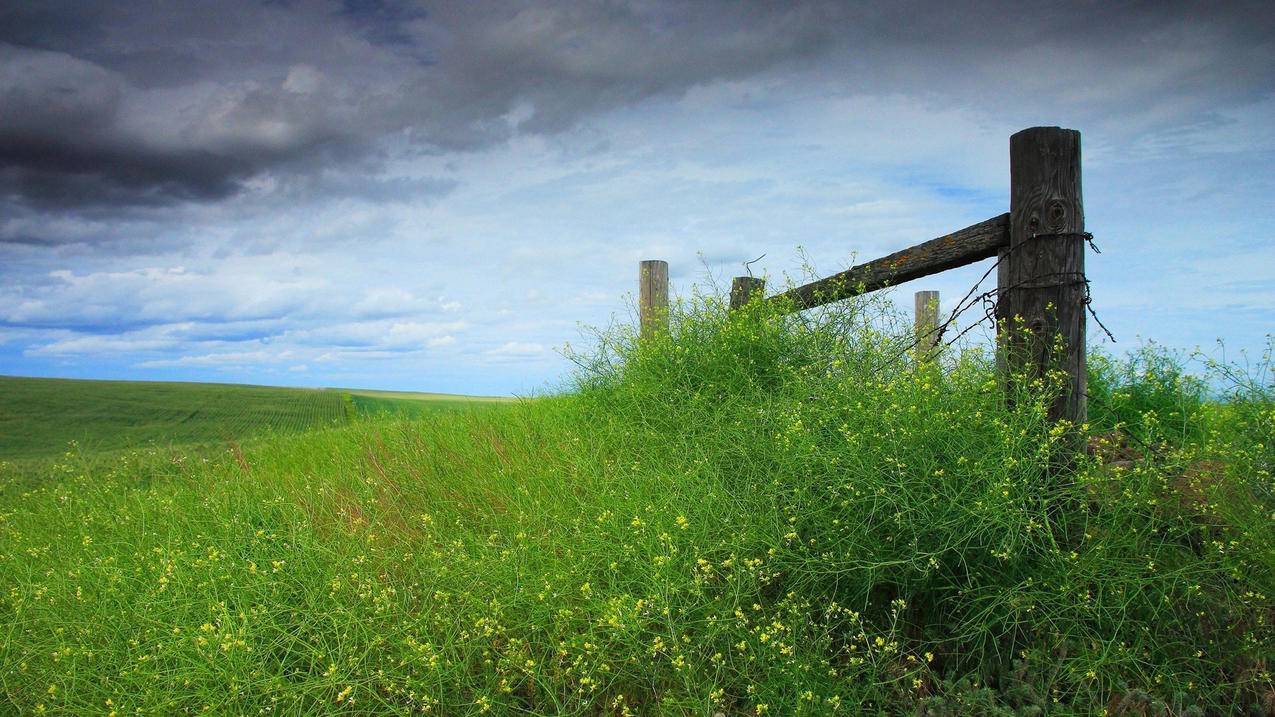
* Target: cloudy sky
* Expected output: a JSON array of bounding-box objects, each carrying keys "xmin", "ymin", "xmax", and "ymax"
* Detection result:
[{"xmin": 2, "ymin": 1, "xmax": 1272, "ymax": 395}]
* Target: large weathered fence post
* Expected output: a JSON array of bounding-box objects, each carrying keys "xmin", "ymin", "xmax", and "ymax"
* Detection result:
[
  {"xmin": 638, "ymin": 259, "xmax": 669, "ymax": 339},
  {"xmin": 729, "ymin": 277, "xmax": 765, "ymax": 310},
  {"xmin": 913, "ymin": 290, "xmax": 939, "ymax": 362},
  {"xmin": 1001, "ymin": 126, "xmax": 1086, "ymax": 425}
]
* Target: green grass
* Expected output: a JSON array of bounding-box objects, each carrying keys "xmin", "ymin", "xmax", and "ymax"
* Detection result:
[
  {"xmin": 0, "ymin": 377, "xmax": 508, "ymax": 465},
  {"xmin": 0, "ymin": 376, "xmax": 351, "ymax": 461},
  {"xmin": 0, "ymin": 297, "xmax": 1270, "ymax": 715},
  {"xmin": 343, "ymin": 388, "xmax": 511, "ymax": 419}
]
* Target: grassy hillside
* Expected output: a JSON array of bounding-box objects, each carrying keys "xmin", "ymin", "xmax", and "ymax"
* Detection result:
[
  {"xmin": 0, "ymin": 377, "xmax": 509, "ymax": 463},
  {"xmin": 344, "ymin": 388, "xmax": 511, "ymax": 419},
  {"xmin": 0, "ymin": 376, "xmax": 349, "ymax": 461},
  {"xmin": 0, "ymin": 298, "xmax": 1270, "ymax": 715}
]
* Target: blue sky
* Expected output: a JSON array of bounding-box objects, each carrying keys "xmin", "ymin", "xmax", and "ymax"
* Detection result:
[{"xmin": 2, "ymin": 2, "xmax": 1272, "ymax": 395}]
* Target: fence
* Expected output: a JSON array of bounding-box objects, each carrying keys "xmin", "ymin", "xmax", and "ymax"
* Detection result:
[{"xmin": 637, "ymin": 126, "xmax": 1090, "ymax": 426}]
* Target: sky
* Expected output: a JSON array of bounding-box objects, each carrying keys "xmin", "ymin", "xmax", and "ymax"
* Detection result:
[{"xmin": 1, "ymin": 1, "xmax": 1272, "ymax": 396}]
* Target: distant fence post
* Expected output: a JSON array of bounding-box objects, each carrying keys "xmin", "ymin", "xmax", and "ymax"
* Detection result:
[
  {"xmin": 639, "ymin": 259, "xmax": 669, "ymax": 339},
  {"xmin": 729, "ymin": 277, "xmax": 765, "ymax": 310},
  {"xmin": 1001, "ymin": 126, "xmax": 1086, "ymax": 425},
  {"xmin": 913, "ymin": 290, "xmax": 939, "ymax": 361}
]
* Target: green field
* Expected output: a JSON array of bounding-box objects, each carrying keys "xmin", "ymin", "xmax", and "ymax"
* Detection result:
[
  {"xmin": 0, "ymin": 376, "xmax": 508, "ymax": 463},
  {"xmin": 0, "ymin": 376, "xmax": 349, "ymax": 461},
  {"xmin": 0, "ymin": 299, "xmax": 1271, "ymax": 714},
  {"xmin": 343, "ymin": 388, "xmax": 510, "ymax": 419}
]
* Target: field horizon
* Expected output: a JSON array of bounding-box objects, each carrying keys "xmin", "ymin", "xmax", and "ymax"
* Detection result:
[
  {"xmin": 0, "ymin": 374, "xmax": 513, "ymax": 464},
  {"xmin": 0, "ymin": 372, "xmax": 514, "ymax": 399}
]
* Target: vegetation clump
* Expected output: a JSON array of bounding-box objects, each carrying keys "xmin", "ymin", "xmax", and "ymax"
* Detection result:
[{"xmin": 1, "ymin": 293, "xmax": 1271, "ymax": 714}]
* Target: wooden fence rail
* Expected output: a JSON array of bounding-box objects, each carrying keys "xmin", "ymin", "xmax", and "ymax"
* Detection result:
[
  {"xmin": 637, "ymin": 126, "xmax": 1088, "ymax": 425},
  {"xmin": 768, "ymin": 214, "xmax": 1008, "ymax": 311}
]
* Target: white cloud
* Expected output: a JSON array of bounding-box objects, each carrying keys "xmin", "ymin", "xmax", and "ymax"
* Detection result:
[
  {"xmin": 487, "ymin": 341, "xmax": 545, "ymax": 357},
  {"xmin": 137, "ymin": 349, "xmax": 293, "ymax": 369},
  {"xmin": 30, "ymin": 334, "xmax": 177, "ymax": 356},
  {"xmin": 350, "ymin": 288, "xmax": 419, "ymax": 318}
]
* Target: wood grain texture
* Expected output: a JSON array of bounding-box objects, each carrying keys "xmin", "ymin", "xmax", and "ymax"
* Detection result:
[
  {"xmin": 914, "ymin": 290, "xmax": 940, "ymax": 361},
  {"xmin": 729, "ymin": 276, "xmax": 766, "ymax": 310},
  {"xmin": 1002, "ymin": 126, "xmax": 1086, "ymax": 425},
  {"xmin": 769, "ymin": 214, "xmax": 1009, "ymax": 311},
  {"xmin": 638, "ymin": 260, "xmax": 669, "ymax": 339}
]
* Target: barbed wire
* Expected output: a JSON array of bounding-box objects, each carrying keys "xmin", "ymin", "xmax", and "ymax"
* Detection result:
[{"xmin": 898, "ymin": 230, "xmax": 1115, "ymax": 363}]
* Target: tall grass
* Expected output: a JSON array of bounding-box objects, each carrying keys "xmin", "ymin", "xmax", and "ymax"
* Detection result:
[{"xmin": 1, "ymin": 294, "xmax": 1270, "ymax": 715}]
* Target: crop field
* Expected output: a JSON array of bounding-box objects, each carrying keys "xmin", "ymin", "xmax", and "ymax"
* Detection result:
[
  {"xmin": 344, "ymin": 388, "xmax": 511, "ymax": 418},
  {"xmin": 0, "ymin": 376, "xmax": 352, "ymax": 462},
  {"xmin": 0, "ymin": 377, "xmax": 508, "ymax": 465},
  {"xmin": 0, "ymin": 299, "xmax": 1271, "ymax": 715}
]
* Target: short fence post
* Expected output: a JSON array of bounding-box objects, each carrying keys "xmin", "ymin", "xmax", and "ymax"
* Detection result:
[
  {"xmin": 729, "ymin": 277, "xmax": 765, "ymax": 310},
  {"xmin": 1000, "ymin": 126, "xmax": 1086, "ymax": 426},
  {"xmin": 639, "ymin": 259, "xmax": 669, "ymax": 339},
  {"xmin": 913, "ymin": 290, "xmax": 939, "ymax": 362}
]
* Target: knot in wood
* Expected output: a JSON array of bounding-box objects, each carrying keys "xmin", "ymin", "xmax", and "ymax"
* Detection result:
[{"xmin": 1046, "ymin": 199, "xmax": 1069, "ymax": 231}]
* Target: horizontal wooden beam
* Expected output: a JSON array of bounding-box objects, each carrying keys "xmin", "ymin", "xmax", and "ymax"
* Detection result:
[{"xmin": 770, "ymin": 213, "xmax": 1009, "ymax": 312}]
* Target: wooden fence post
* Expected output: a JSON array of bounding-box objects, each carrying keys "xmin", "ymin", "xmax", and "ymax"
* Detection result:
[
  {"xmin": 639, "ymin": 260, "xmax": 669, "ymax": 339},
  {"xmin": 1001, "ymin": 126, "xmax": 1086, "ymax": 425},
  {"xmin": 729, "ymin": 277, "xmax": 765, "ymax": 310},
  {"xmin": 913, "ymin": 290, "xmax": 939, "ymax": 361}
]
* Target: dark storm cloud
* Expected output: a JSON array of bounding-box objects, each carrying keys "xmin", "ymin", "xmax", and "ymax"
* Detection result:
[
  {"xmin": 338, "ymin": 0, "xmax": 431, "ymax": 48},
  {"xmin": 1, "ymin": 0, "xmax": 1271, "ymax": 212},
  {"xmin": 0, "ymin": 2, "xmax": 109, "ymax": 53},
  {"xmin": 0, "ymin": 0, "xmax": 854, "ymax": 210},
  {"xmin": 0, "ymin": 235, "xmax": 59, "ymax": 247},
  {"xmin": 0, "ymin": 136, "xmax": 251, "ymax": 206}
]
